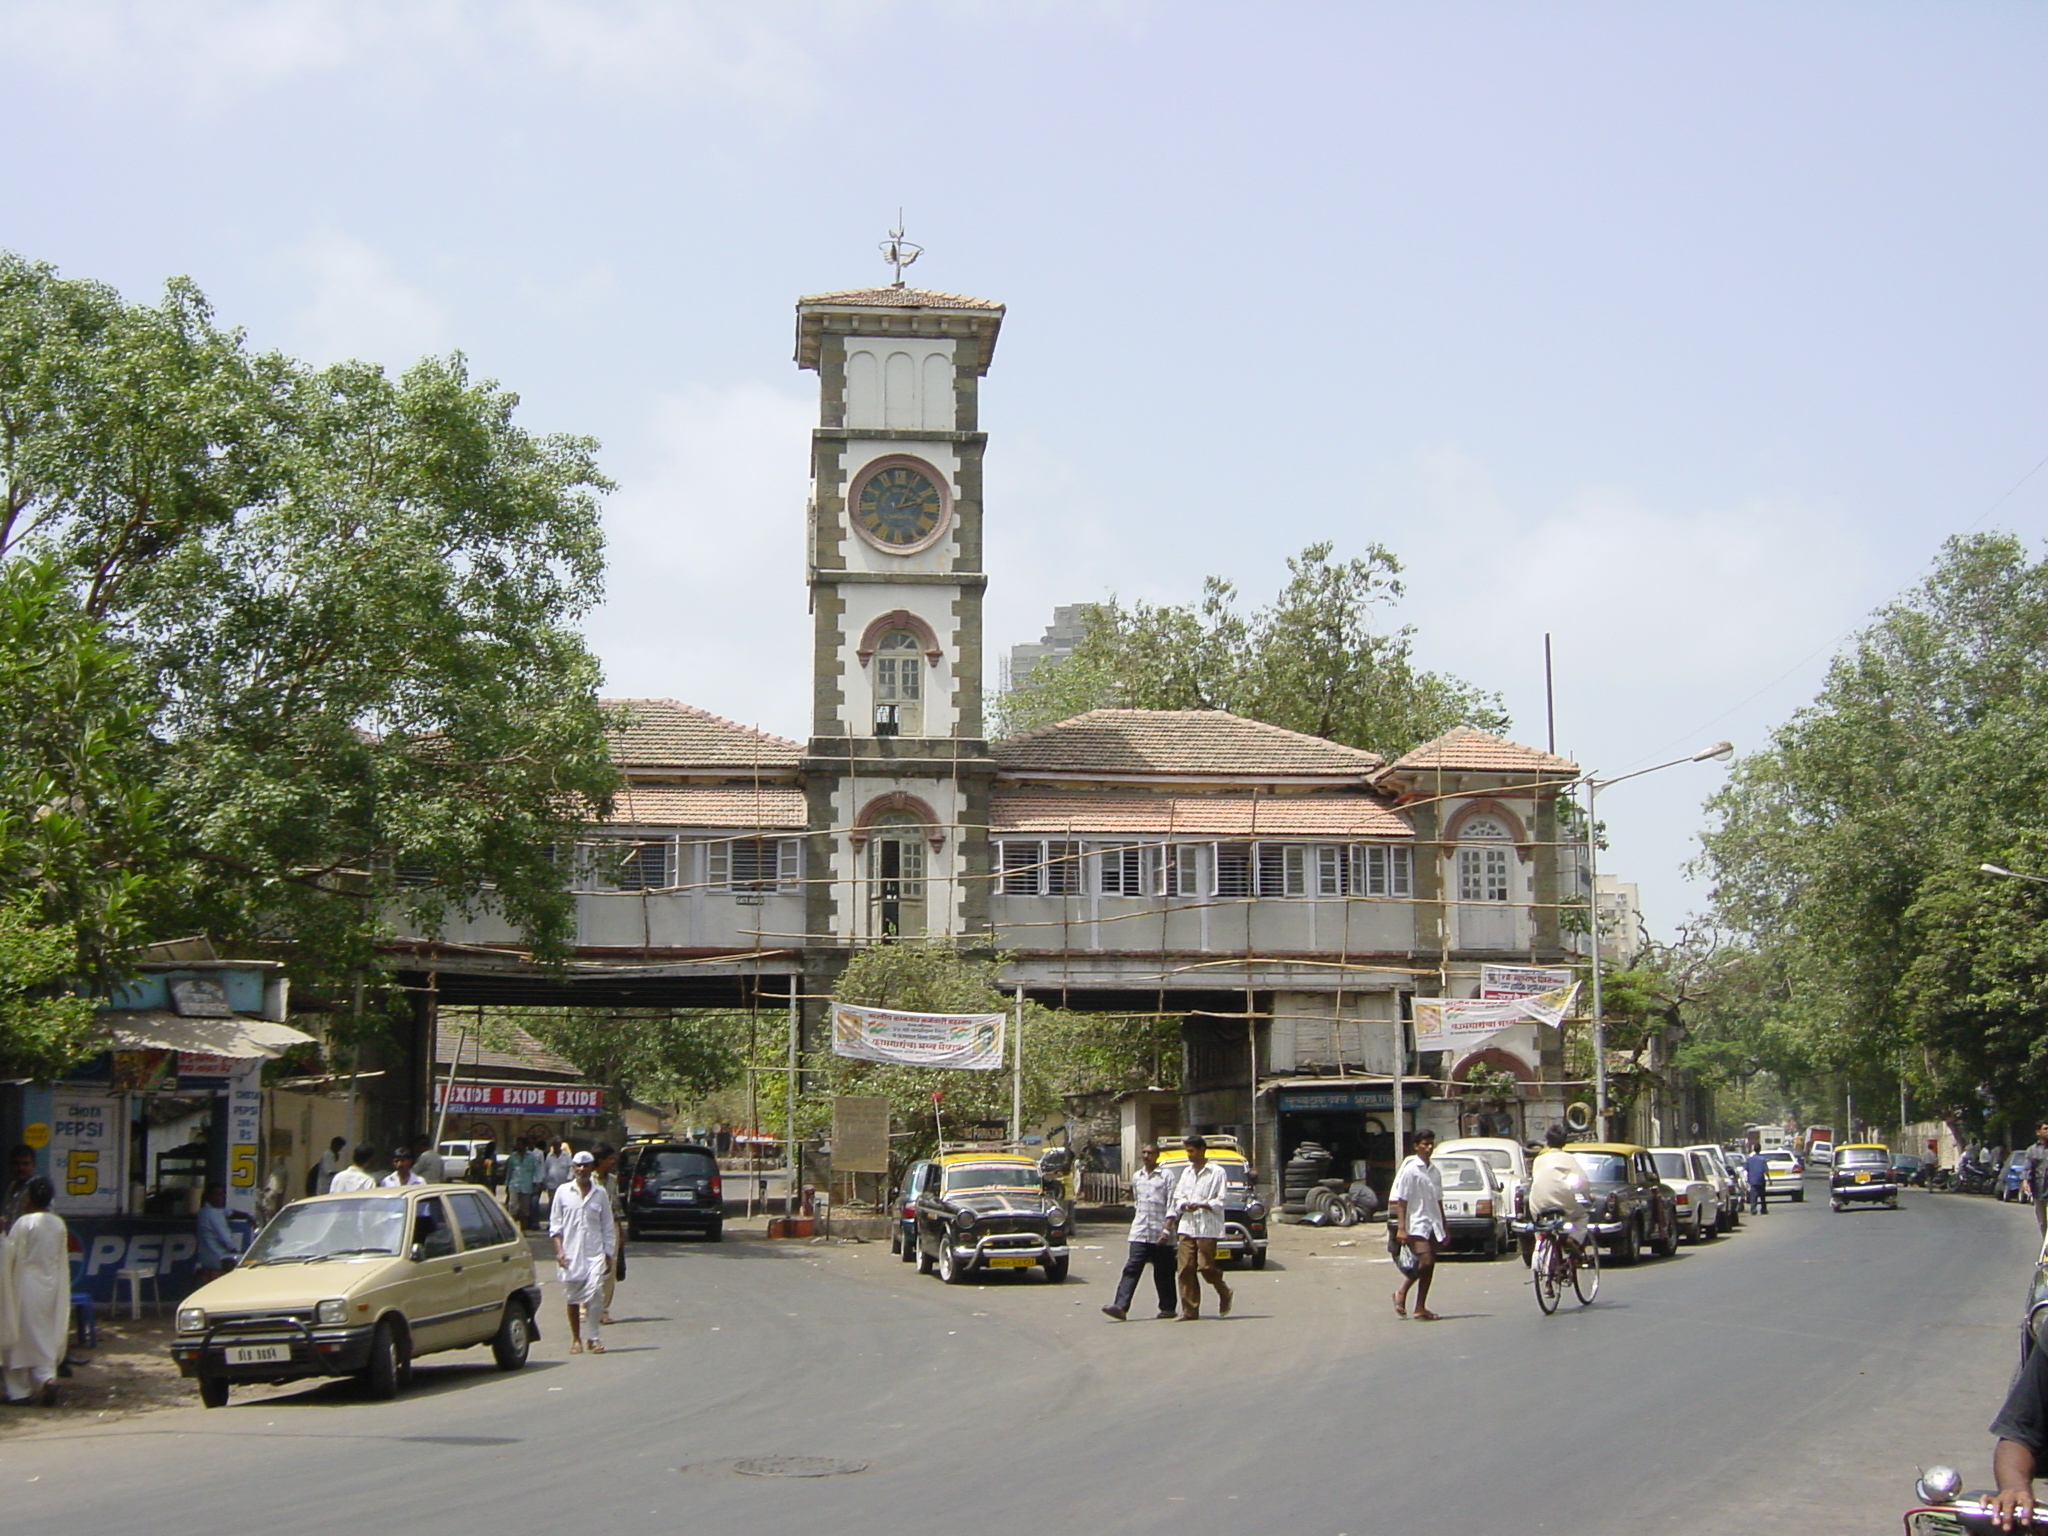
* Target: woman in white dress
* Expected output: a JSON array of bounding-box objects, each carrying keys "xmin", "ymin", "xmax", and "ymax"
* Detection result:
[{"xmin": 4, "ymin": 1177, "xmax": 69, "ymax": 1406}]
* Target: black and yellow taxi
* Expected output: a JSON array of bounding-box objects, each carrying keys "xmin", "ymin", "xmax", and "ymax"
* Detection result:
[
  {"xmin": 1828, "ymin": 1143, "xmax": 1900, "ymax": 1211},
  {"xmin": 171, "ymin": 1185, "xmax": 541, "ymax": 1408},
  {"xmin": 911, "ymin": 1145, "xmax": 1071, "ymax": 1284},
  {"xmin": 1157, "ymin": 1135, "xmax": 1269, "ymax": 1269},
  {"xmin": 1563, "ymin": 1142, "xmax": 1680, "ymax": 1266}
]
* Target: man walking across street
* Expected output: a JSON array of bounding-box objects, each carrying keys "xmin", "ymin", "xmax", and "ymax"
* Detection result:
[
  {"xmin": 505, "ymin": 1138, "xmax": 542, "ymax": 1230},
  {"xmin": 1103, "ymin": 1142, "xmax": 1178, "ymax": 1321},
  {"xmin": 309, "ymin": 1136, "xmax": 346, "ymax": 1198},
  {"xmin": 2022, "ymin": 1123, "xmax": 2048, "ymax": 1236},
  {"xmin": 1390, "ymin": 1128, "xmax": 1446, "ymax": 1322},
  {"xmin": 1169, "ymin": 1135, "xmax": 1232, "ymax": 1321},
  {"xmin": 330, "ymin": 1145, "xmax": 379, "ymax": 1193},
  {"xmin": 549, "ymin": 1150, "xmax": 615, "ymax": 1354},
  {"xmin": 1744, "ymin": 1148, "xmax": 1770, "ymax": 1215}
]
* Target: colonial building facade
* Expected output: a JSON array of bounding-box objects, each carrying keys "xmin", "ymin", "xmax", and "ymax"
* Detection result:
[{"xmin": 414, "ymin": 279, "xmax": 1583, "ymax": 1192}]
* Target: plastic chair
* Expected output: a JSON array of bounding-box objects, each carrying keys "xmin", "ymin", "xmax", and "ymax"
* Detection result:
[
  {"xmin": 68, "ymin": 1258, "xmax": 97, "ymax": 1348},
  {"xmin": 114, "ymin": 1264, "xmax": 159, "ymax": 1320}
]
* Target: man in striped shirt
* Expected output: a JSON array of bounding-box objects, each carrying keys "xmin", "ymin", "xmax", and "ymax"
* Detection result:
[{"xmin": 1102, "ymin": 1143, "xmax": 1179, "ymax": 1321}]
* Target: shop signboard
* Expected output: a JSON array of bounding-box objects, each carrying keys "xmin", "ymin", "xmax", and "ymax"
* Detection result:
[
  {"xmin": 49, "ymin": 1094, "xmax": 122, "ymax": 1216},
  {"xmin": 434, "ymin": 1083, "xmax": 605, "ymax": 1115},
  {"xmin": 227, "ymin": 1060, "xmax": 263, "ymax": 1214},
  {"xmin": 829, "ymin": 1003, "xmax": 1004, "ymax": 1069},
  {"xmin": 1278, "ymin": 1086, "xmax": 1432, "ymax": 1113},
  {"xmin": 177, "ymin": 1052, "xmax": 241, "ymax": 1084}
]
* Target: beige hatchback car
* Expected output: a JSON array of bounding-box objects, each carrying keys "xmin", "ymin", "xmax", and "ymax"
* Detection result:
[{"xmin": 171, "ymin": 1185, "xmax": 541, "ymax": 1408}]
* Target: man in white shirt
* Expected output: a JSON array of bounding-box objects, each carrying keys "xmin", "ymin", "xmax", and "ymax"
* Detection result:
[
  {"xmin": 1102, "ymin": 1143, "xmax": 1179, "ymax": 1321},
  {"xmin": 1389, "ymin": 1128, "xmax": 1446, "ymax": 1321},
  {"xmin": 550, "ymin": 1150, "xmax": 616, "ymax": 1354},
  {"xmin": 380, "ymin": 1148, "xmax": 426, "ymax": 1187},
  {"xmin": 1526, "ymin": 1124, "xmax": 1589, "ymax": 1247},
  {"xmin": 1169, "ymin": 1136, "xmax": 1233, "ymax": 1321},
  {"xmin": 329, "ymin": 1146, "xmax": 379, "ymax": 1193}
]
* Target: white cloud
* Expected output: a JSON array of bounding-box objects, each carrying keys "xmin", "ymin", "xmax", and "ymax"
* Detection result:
[
  {"xmin": 584, "ymin": 383, "xmax": 814, "ymax": 736},
  {"xmin": 281, "ymin": 231, "xmax": 451, "ymax": 368}
]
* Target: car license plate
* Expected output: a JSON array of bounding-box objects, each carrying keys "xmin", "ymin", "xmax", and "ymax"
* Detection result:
[
  {"xmin": 659, "ymin": 1190, "xmax": 693, "ymax": 1202},
  {"xmin": 986, "ymin": 1255, "xmax": 1032, "ymax": 1268},
  {"xmin": 225, "ymin": 1343, "xmax": 289, "ymax": 1366},
  {"xmin": 1854, "ymin": 1172, "xmax": 1870, "ymax": 1184}
]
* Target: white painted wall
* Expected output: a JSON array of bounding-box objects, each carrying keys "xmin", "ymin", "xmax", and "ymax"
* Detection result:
[
  {"xmin": 844, "ymin": 338, "xmax": 957, "ymax": 431},
  {"xmin": 823, "ymin": 775, "xmax": 974, "ymax": 941},
  {"xmin": 832, "ymin": 582, "xmax": 963, "ymax": 737}
]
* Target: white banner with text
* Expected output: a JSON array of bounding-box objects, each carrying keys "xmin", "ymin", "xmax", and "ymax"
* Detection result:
[{"xmin": 830, "ymin": 1004, "xmax": 1006, "ymax": 1070}]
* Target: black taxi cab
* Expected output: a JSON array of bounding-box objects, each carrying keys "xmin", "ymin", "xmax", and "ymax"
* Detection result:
[
  {"xmin": 910, "ymin": 1145, "xmax": 1071, "ymax": 1284},
  {"xmin": 1563, "ymin": 1142, "xmax": 1680, "ymax": 1266},
  {"xmin": 1828, "ymin": 1143, "xmax": 1900, "ymax": 1211},
  {"xmin": 1157, "ymin": 1135, "xmax": 1269, "ymax": 1269}
]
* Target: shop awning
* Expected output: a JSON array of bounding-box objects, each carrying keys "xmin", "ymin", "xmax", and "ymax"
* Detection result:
[{"xmin": 96, "ymin": 1009, "xmax": 316, "ymax": 1059}]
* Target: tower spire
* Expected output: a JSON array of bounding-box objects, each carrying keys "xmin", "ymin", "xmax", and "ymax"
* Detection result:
[{"xmin": 879, "ymin": 213, "xmax": 922, "ymax": 288}]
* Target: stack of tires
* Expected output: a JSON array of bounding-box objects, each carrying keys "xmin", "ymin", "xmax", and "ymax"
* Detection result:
[{"xmin": 1284, "ymin": 1143, "xmax": 1353, "ymax": 1223}]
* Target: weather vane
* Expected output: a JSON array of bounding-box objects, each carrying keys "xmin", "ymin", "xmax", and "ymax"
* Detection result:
[{"xmin": 880, "ymin": 213, "xmax": 922, "ymax": 288}]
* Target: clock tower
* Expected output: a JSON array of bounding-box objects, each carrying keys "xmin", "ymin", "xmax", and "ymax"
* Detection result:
[{"xmin": 794, "ymin": 266, "xmax": 1004, "ymax": 947}]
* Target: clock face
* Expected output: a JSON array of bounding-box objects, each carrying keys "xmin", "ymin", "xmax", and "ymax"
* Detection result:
[{"xmin": 852, "ymin": 460, "xmax": 949, "ymax": 551}]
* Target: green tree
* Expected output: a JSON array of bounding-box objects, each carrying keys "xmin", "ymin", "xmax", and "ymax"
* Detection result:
[
  {"xmin": 1698, "ymin": 533, "xmax": 2048, "ymax": 1135},
  {"xmin": 514, "ymin": 1008, "xmax": 746, "ymax": 1119},
  {"xmin": 993, "ymin": 542, "xmax": 1508, "ymax": 753},
  {"xmin": 0, "ymin": 251, "xmax": 619, "ymax": 1012}
]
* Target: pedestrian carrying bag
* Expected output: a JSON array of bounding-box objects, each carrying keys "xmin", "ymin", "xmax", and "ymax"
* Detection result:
[{"xmin": 1387, "ymin": 1225, "xmax": 1420, "ymax": 1276}]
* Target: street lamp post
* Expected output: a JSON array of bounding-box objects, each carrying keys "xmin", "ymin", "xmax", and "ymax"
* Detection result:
[{"xmin": 1583, "ymin": 741, "xmax": 1734, "ymax": 1138}]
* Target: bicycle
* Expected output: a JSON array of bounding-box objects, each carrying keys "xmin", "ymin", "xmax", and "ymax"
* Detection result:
[{"xmin": 1530, "ymin": 1209, "xmax": 1600, "ymax": 1314}]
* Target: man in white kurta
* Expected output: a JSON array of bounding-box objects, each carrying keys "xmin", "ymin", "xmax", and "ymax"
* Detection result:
[
  {"xmin": 548, "ymin": 1151, "xmax": 615, "ymax": 1353},
  {"xmin": 1389, "ymin": 1129, "xmax": 1447, "ymax": 1321},
  {"xmin": 3, "ymin": 1179, "xmax": 70, "ymax": 1405}
]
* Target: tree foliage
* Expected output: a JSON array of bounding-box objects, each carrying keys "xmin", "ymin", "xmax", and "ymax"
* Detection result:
[
  {"xmin": 1697, "ymin": 533, "xmax": 2048, "ymax": 1134},
  {"xmin": 0, "ymin": 250, "xmax": 619, "ymax": 1013},
  {"xmin": 993, "ymin": 542, "xmax": 1508, "ymax": 753},
  {"xmin": 512, "ymin": 1007, "xmax": 746, "ymax": 1117}
]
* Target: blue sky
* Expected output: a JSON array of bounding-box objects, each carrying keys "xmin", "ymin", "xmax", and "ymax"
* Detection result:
[{"xmin": 6, "ymin": 0, "xmax": 2044, "ymax": 934}]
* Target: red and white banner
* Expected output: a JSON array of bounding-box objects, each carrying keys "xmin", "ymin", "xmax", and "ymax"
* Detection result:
[
  {"xmin": 1479, "ymin": 964, "xmax": 1575, "ymax": 1000},
  {"xmin": 435, "ymin": 1083, "xmax": 605, "ymax": 1114}
]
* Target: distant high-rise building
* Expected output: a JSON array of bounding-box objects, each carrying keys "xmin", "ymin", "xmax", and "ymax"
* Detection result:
[{"xmin": 1004, "ymin": 603, "xmax": 1092, "ymax": 691}]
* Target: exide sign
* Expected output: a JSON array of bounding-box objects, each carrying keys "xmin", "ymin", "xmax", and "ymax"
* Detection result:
[{"xmin": 435, "ymin": 1084, "xmax": 605, "ymax": 1113}]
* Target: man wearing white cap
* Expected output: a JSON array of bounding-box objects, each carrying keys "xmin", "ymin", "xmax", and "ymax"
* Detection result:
[{"xmin": 548, "ymin": 1150, "xmax": 615, "ymax": 1354}]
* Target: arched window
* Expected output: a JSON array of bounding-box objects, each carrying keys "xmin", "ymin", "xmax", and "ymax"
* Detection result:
[
  {"xmin": 866, "ymin": 812, "xmax": 928, "ymax": 937},
  {"xmin": 1456, "ymin": 816, "xmax": 1512, "ymax": 904},
  {"xmin": 873, "ymin": 629, "xmax": 924, "ymax": 736}
]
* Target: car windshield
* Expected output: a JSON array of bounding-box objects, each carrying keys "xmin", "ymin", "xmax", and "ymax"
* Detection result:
[
  {"xmin": 647, "ymin": 1151, "xmax": 715, "ymax": 1178},
  {"xmin": 1437, "ymin": 1157, "xmax": 1489, "ymax": 1191},
  {"xmin": 1650, "ymin": 1152, "xmax": 1693, "ymax": 1180},
  {"xmin": 943, "ymin": 1164, "xmax": 1040, "ymax": 1193},
  {"xmin": 1838, "ymin": 1149, "xmax": 1889, "ymax": 1168},
  {"xmin": 243, "ymin": 1198, "xmax": 407, "ymax": 1264},
  {"xmin": 1571, "ymin": 1152, "xmax": 1629, "ymax": 1183}
]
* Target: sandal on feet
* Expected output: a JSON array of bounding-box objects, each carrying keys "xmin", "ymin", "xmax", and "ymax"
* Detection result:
[
  {"xmin": 569, "ymin": 1341, "xmax": 584, "ymax": 1354},
  {"xmin": 587, "ymin": 1341, "xmax": 606, "ymax": 1354},
  {"xmin": 1392, "ymin": 1290, "xmax": 1407, "ymax": 1317},
  {"xmin": 1413, "ymin": 1308, "xmax": 1441, "ymax": 1322}
]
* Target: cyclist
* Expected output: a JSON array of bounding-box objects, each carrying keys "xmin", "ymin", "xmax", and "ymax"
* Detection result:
[{"xmin": 1527, "ymin": 1124, "xmax": 1590, "ymax": 1253}]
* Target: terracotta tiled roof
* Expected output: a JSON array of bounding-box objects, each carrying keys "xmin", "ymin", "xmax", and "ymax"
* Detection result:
[
  {"xmin": 798, "ymin": 286, "xmax": 1004, "ymax": 312},
  {"xmin": 601, "ymin": 784, "xmax": 808, "ymax": 830},
  {"xmin": 993, "ymin": 710, "xmax": 1384, "ymax": 778},
  {"xmin": 605, "ymin": 700, "xmax": 801, "ymax": 770},
  {"xmin": 1385, "ymin": 727, "xmax": 1578, "ymax": 775},
  {"xmin": 434, "ymin": 1020, "xmax": 580, "ymax": 1079},
  {"xmin": 991, "ymin": 790, "xmax": 1412, "ymax": 839}
]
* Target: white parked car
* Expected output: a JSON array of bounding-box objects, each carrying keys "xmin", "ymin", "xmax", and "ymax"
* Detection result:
[
  {"xmin": 1762, "ymin": 1150, "xmax": 1804, "ymax": 1201},
  {"xmin": 1432, "ymin": 1151, "xmax": 1511, "ymax": 1258},
  {"xmin": 1437, "ymin": 1137, "xmax": 1531, "ymax": 1221},
  {"xmin": 1686, "ymin": 1143, "xmax": 1742, "ymax": 1233},
  {"xmin": 1648, "ymin": 1148, "xmax": 1720, "ymax": 1242}
]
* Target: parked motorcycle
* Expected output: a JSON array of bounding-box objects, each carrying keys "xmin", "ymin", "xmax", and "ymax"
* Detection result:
[{"xmin": 1953, "ymin": 1153, "xmax": 2001, "ymax": 1197}]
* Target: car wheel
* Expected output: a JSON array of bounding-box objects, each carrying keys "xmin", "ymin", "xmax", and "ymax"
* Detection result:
[
  {"xmin": 1329, "ymin": 1197, "xmax": 1357, "ymax": 1228},
  {"xmin": 199, "ymin": 1376, "xmax": 229, "ymax": 1409},
  {"xmin": 1043, "ymin": 1256, "xmax": 1069, "ymax": 1283},
  {"xmin": 1831, "ymin": 1200, "xmax": 1843, "ymax": 1212},
  {"xmin": 362, "ymin": 1319, "xmax": 405, "ymax": 1400},
  {"xmin": 915, "ymin": 1236, "xmax": 935, "ymax": 1275},
  {"xmin": 898, "ymin": 1226, "xmax": 916, "ymax": 1262},
  {"xmin": 492, "ymin": 1300, "xmax": 532, "ymax": 1371},
  {"xmin": 937, "ymin": 1240, "xmax": 966, "ymax": 1284},
  {"xmin": 1609, "ymin": 1222, "xmax": 1639, "ymax": 1266},
  {"xmin": 1792, "ymin": 1190, "xmax": 1805, "ymax": 1203},
  {"xmin": 1250, "ymin": 1246, "xmax": 1268, "ymax": 1270}
]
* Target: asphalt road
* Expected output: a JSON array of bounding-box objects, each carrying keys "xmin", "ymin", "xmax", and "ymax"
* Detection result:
[{"xmin": 3, "ymin": 1177, "xmax": 2037, "ymax": 1535}]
